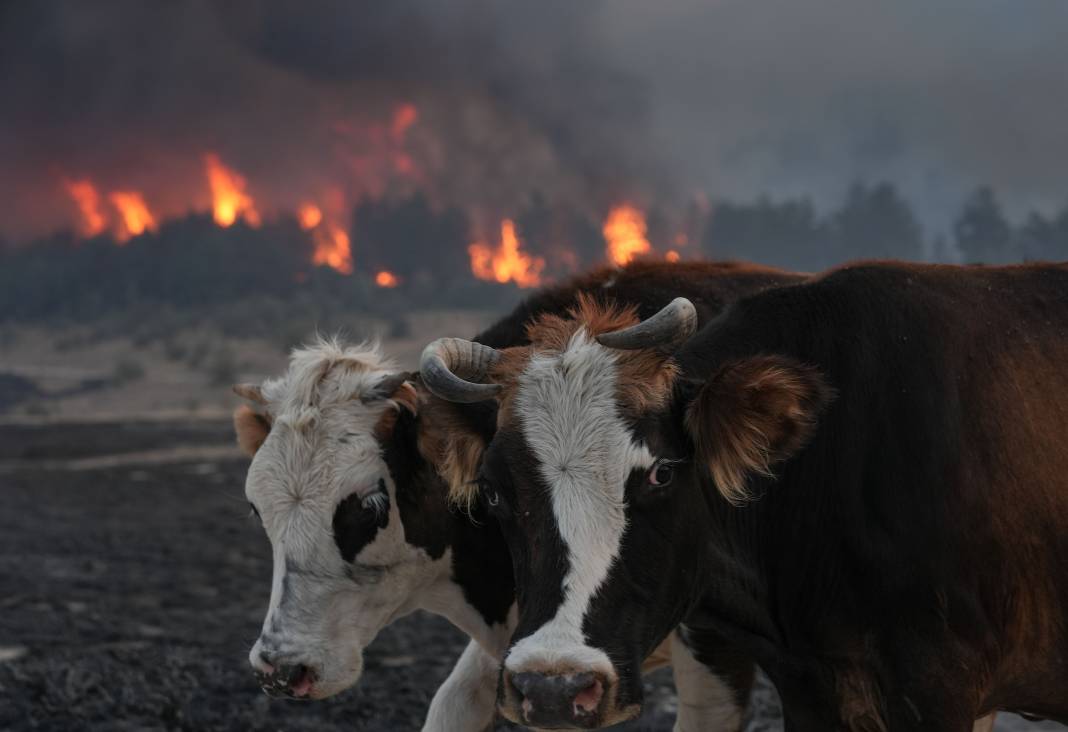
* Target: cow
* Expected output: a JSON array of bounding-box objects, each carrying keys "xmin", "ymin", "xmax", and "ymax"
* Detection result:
[
  {"xmin": 233, "ymin": 260, "xmax": 805, "ymax": 730},
  {"xmin": 418, "ymin": 262, "xmax": 1067, "ymax": 730}
]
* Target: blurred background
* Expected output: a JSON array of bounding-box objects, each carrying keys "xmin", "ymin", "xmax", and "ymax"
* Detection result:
[{"xmin": 0, "ymin": 2, "xmax": 1065, "ymax": 729}]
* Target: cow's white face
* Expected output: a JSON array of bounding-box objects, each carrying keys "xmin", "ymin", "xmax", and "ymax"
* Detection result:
[{"xmin": 237, "ymin": 340, "xmax": 448, "ymax": 699}]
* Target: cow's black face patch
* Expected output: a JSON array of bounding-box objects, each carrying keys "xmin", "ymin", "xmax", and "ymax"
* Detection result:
[
  {"xmin": 332, "ymin": 479, "xmax": 391, "ymax": 563},
  {"xmin": 479, "ymin": 428, "xmax": 569, "ymax": 644}
]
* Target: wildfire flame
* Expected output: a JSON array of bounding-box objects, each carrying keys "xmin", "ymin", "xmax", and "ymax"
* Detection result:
[
  {"xmin": 64, "ymin": 179, "xmax": 107, "ymax": 238},
  {"xmin": 391, "ymin": 103, "xmax": 418, "ymax": 143},
  {"xmin": 298, "ymin": 203, "xmax": 323, "ymax": 230},
  {"xmin": 603, "ymin": 204, "xmax": 652, "ymax": 266},
  {"xmin": 310, "ymin": 223, "xmax": 353, "ymax": 275},
  {"xmin": 665, "ymin": 250, "xmax": 680, "ymax": 263},
  {"xmin": 109, "ymin": 191, "xmax": 157, "ymax": 243},
  {"xmin": 204, "ymin": 153, "xmax": 260, "ymax": 228},
  {"xmin": 468, "ymin": 219, "xmax": 545, "ymax": 288},
  {"xmin": 375, "ymin": 270, "xmax": 399, "ymax": 288}
]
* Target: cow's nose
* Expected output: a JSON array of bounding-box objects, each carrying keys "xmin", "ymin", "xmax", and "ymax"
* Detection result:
[
  {"xmin": 508, "ymin": 670, "xmax": 605, "ymax": 728},
  {"xmin": 253, "ymin": 653, "xmax": 317, "ymax": 700}
]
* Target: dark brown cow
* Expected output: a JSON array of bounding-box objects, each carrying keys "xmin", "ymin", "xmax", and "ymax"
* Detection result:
[{"xmin": 421, "ymin": 262, "xmax": 1068, "ymax": 730}]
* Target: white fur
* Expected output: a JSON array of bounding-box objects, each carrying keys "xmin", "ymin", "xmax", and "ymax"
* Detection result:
[
  {"xmin": 245, "ymin": 338, "xmax": 510, "ymax": 712},
  {"xmin": 422, "ymin": 640, "xmax": 501, "ymax": 732},
  {"xmin": 506, "ymin": 329, "xmax": 655, "ymax": 674},
  {"xmin": 671, "ymin": 631, "xmax": 744, "ymax": 732}
]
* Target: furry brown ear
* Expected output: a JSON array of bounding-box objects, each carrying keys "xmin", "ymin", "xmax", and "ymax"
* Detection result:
[
  {"xmin": 389, "ymin": 380, "xmax": 419, "ymax": 415},
  {"xmin": 233, "ymin": 405, "xmax": 271, "ymax": 457},
  {"xmin": 232, "ymin": 383, "xmax": 266, "ymax": 404},
  {"xmin": 685, "ymin": 355, "xmax": 833, "ymax": 504},
  {"xmin": 415, "ymin": 396, "xmax": 489, "ymax": 510},
  {"xmin": 372, "ymin": 378, "xmax": 420, "ymax": 440}
]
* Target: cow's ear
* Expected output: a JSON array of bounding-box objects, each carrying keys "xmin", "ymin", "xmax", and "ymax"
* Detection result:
[
  {"xmin": 234, "ymin": 405, "xmax": 271, "ymax": 457},
  {"xmin": 372, "ymin": 377, "xmax": 421, "ymax": 440},
  {"xmin": 684, "ymin": 355, "xmax": 833, "ymax": 504},
  {"xmin": 363, "ymin": 372, "xmax": 419, "ymax": 415},
  {"xmin": 415, "ymin": 395, "xmax": 493, "ymax": 511}
]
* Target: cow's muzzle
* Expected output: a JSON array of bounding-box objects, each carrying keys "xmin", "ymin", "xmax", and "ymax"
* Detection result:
[
  {"xmin": 254, "ymin": 653, "xmax": 317, "ymax": 700},
  {"xmin": 501, "ymin": 669, "xmax": 621, "ymax": 729}
]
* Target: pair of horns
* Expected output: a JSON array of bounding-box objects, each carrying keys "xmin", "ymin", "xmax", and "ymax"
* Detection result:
[{"xmin": 420, "ymin": 297, "xmax": 697, "ymax": 404}]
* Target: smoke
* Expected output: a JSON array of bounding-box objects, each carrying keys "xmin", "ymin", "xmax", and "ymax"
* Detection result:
[{"xmin": 2, "ymin": 0, "xmax": 1067, "ymax": 241}]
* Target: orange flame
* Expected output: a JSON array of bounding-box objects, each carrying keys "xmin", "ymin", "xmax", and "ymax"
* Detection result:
[
  {"xmin": 64, "ymin": 178, "xmax": 107, "ymax": 237},
  {"xmin": 375, "ymin": 270, "xmax": 399, "ymax": 288},
  {"xmin": 468, "ymin": 219, "xmax": 544, "ymax": 289},
  {"xmin": 109, "ymin": 191, "xmax": 157, "ymax": 243},
  {"xmin": 311, "ymin": 222, "xmax": 353, "ymax": 275},
  {"xmin": 298, "ymin": 203, "xmax": 323, "ymax": 230},
  {"xmin": 391, "ymin": 103, "xmax": 418, "ymax": 143},
  {"xmin": 603, "ymin": 204, "xmax": 652, "ymax": 266},
  {"xmin": 204, "ymin": 153, "xmax": 260, "ymax": 228},
  {"xmin": 665, "ymin": 250, "xmax": 680, "ymax": 263}
]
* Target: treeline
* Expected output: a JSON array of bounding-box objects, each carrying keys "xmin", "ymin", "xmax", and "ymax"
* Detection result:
[
  {"xmin": 704, "ymin": 183, "xmax": 1068, "ymax": 270},
  {"xmin": 0, "ymin": 209, "xmax": 514, "ymax": 322},
  {"xmin": 1, "ymin": 184, "xmax": 1065, "ymax": 323}
]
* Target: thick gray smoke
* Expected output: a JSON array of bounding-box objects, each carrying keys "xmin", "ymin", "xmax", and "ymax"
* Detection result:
[{"xmin": 2, "ymin": 0, "xmax": 1066, "ymax": 241}]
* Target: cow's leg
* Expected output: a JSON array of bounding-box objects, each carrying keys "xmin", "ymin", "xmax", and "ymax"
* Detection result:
[
  {"xmin": 422, "ymin": 639, "xmax": 499, "ymax": 732},
  {"xmin": 671, "ymin": 630, "xmax": 752, "ymax": 732}
]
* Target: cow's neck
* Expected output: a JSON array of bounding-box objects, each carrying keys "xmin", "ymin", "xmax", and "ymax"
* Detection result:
[
  {"xmin": 688, "ymin": 479, "xmax": 790, "ymax": 669},
  {"xmin": 411, "ymin": 504, "xmax": 516, "ymax": 658},
  {"xmin": 384, "ymin": 410, "xmax": 516, "ymax": 658}
]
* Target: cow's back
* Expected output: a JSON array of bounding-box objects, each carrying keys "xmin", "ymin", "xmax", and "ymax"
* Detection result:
[{"xmin": 474, "ymin": 260, "xmax": 805, "ymax": 348}]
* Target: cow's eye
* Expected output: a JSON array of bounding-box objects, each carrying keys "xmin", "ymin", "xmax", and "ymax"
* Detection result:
[{"xmin": 648, "ymin": 460, "xmax": 676, "ymax": 487}]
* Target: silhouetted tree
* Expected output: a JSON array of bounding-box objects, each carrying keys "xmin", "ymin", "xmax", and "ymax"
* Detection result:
[
  {"xmin": 830, "ymin": 182, "xmax": 923, "ymax": 262},
  {"xmin": 954, "ymin": 186, "xmax": 1015, "ymax": 264},
  {"xmin": 351, "ymin": 194, "xmax": 470, "ymax": 282},
  {"xmin": 701, "ymin": 196, "xmax": 829, "ymax": 270},
  {"xmin": 1017, "ymin": 205, "xmax": 1068, "ymax": 262}
]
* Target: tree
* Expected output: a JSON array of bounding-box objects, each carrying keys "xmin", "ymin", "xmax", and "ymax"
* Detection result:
[
  {"xmin": 701, "ymin": 195, "xmax": 829, "ymax": 270},
  {"xmin": 1017, "ymin": 205, "xmax": 1068, "ymax": 262},
  {"xmin": 954, "ymin": 187, "xmax": 1015, "ymax": 264},
  {"xmin": 829, "ymin": 182, "xmax": 923, "ymax": 263}
]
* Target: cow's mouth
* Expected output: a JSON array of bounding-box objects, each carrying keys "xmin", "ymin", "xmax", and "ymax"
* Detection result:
[{"xmin": 258, "ymin": 663, "xmax": 317, "ymax": 700}]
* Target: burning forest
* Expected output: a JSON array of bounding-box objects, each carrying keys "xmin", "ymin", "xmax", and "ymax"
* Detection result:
[{"xmin": 2, "ymin": 0, "xmax": 1066, "ymax": 324}]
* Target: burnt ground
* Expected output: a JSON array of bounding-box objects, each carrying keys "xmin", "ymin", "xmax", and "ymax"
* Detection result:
[{"xmin": 0, "ymin": 421, "xmax": 1058, "ymax": 731}]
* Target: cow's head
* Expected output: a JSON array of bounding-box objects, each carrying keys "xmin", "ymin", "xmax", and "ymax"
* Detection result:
[
  {"xmin": 234, "ymin": 338, "xmax": 443, "ymax": 700},
  {"xmin": 421, "ymin": 296, "xmax": 831, "ymax": 728}
]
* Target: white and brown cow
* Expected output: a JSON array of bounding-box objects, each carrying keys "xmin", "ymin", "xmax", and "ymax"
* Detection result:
[
  {"xmin": 234, "ymin": 261, "xmax": 804, "ymax": 730},
  {"xmin": 420, "ymin": 263, "xmax": 1068, "ymax": 729}
]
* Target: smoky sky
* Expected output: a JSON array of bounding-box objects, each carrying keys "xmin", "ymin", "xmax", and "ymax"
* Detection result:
[{"xmin": 2, "ymin": 0, "xmax": 1067, "ymax": 241}]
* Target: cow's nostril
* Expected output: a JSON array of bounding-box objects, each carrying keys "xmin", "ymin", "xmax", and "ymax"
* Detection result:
[
  {"xmin": 509, "ymin": 671, "xmax": 603, "ymax": 726},
  {"xmin": 258, "ymin": 650, "xmax": 276, "ymax": 674},
  {"xmin": 261, "ymin": 663, "xmax": 316, "ymax": 698}
]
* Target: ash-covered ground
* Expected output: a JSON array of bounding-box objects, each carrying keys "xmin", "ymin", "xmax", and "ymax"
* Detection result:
[{"xmin": 0, "ymin": 420, "xmax": 1058, "ymax": 731}]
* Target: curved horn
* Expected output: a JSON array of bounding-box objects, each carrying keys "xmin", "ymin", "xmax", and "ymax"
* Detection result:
[
  {"xmin": 595, "ymin": 297, "xmax": 697, "ymax": 352},
  {"xmin": 420, "ymin": 338, "xmax": 502, "ymax": 403}
]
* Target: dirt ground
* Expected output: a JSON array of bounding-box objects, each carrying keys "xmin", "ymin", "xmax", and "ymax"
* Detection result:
[{"xmin": 0, "ymin": 421, "xmax": 1060, "ymax": 731}]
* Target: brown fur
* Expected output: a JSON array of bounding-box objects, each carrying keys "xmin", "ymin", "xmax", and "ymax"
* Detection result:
[
  {"xmin": 391, "ymin": 381, "xmax": 419, "ymax": 414},
  {"xmin": 685, "ymin": 355, "xmax": 833, "ymax": 504},
  {"xmin": 416, "ymin": 391, "xmax": 488, "ymax": 510},
  {"xmin": 835, "ymin": 666, "xmax": 888, "ymax": 732},
  {"xmin": 233, "ymin": 405, "xmax": 271, "ymax": 456},
  {"xmin": 372, "ymin": 380, "xmax": 420, "ymax": 440},
  {"xmin": 491, "ymin": 295, "xmax": 680, "ymax": 425}
]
